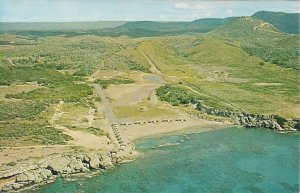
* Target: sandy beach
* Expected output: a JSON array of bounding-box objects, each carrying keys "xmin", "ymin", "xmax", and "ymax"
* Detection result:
[{"xmin": 118, "ymin": 117, "xmax": 230, "ymax": 141}]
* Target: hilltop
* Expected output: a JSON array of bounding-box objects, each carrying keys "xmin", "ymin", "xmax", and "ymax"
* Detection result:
[
  {"xmin": 253, "ymin": 11, "xmax": 300, "ymax": 34},
  {"xmin": 209, "ymin": 16, "xmax": 279, "ymax": 37}
]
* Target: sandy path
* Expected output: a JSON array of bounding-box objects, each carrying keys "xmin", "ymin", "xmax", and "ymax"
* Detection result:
[
  {"xmin": 50, "ymin": 101, "xmax": 111, "ymax": 150},
  {"xmin": 56, "ymin": 125, "xmax": 110, "ymax": 150},
  {"xmin": 86, "ymin": 108, "xmax": 95, "ymax": 127},
  {"xmin": 141, "ymin": 51, "xmax": 163, "ymax": 76},
  {"xmin": 149, "ymin": 90, "xmax": 158, "ymax": 105},
  {"xmin": 88, "ymin": 70, "xmax": 123, "ymax": 82},
  {"xmin": 6, "ymin": 58, "xmax": 15, "ymax": 66}
]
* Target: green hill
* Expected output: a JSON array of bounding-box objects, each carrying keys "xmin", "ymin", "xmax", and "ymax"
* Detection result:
[
  {"xmin": 210, "ymin": 17, "xmax": 279, "ymax": 37},
  {"xmin": 210, "ymin": 17, "xmax": 299, "ymax": 69},
  {"xmin": 252, "ymin": 11, "xmax": 299, "ymax": 34}
]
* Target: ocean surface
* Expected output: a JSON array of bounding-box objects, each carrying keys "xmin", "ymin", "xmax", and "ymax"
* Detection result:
[{"xmin": 30, "ymin": 127, "xmax": 299, "ymax": 193}]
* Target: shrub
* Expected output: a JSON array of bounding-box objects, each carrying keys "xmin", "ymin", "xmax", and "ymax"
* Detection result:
[{"xmin": 156, "ymin": 85, "xmax": 196, "ymax": 106}]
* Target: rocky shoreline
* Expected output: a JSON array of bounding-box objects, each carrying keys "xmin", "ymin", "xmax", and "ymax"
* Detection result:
[
  {"xmin": 0, "ymin": 144, "xmax": 137, "ymax": 192},
  {"xmin": 196, "ymin": 102, "xmax": 300, "ymax": 132}
]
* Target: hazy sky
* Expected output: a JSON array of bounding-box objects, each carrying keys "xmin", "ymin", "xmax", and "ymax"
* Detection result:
[{"xmin": 0, "ymin": 0, "xmax": 298, "ymax": 22}]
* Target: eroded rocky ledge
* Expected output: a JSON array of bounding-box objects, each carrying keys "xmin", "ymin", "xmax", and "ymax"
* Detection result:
[{"xmin": 0, "ymin": 145, "xmax": 137, "ymax": 192}]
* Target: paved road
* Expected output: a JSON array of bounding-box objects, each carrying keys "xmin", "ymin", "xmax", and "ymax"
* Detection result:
[{"xmin": 93, "ymin": 84, "xmax": 117, "ymax": 124}]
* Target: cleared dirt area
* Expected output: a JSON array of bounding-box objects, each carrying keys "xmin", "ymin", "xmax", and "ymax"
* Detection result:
[
  {"xmin": 89, "ymin": 70, "xmax": 123, "ymax": 82},
  {"xmin": 50, "ymin": 101, "xmax": 112, "ymax": 150},
  {"xmin": 105, "ymin": 83, "xmax": 159, "ymax": 106},
  {"xmin": 63, "ymin": 126, "xmax": 111, "ymax": 150}
]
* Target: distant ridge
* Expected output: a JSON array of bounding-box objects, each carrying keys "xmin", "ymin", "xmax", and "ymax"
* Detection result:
[
  {"xmin": 0, "ymin": 21, "xmax": 127, "ymax": 31},
  {"xmin": 115, "ymin": 17, "xmax": 235, "ymax": 34}
]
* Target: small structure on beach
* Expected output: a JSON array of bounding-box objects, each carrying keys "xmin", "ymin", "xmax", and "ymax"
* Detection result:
[
  {"xmin": 162, "ymin": 119, "xmax": 173, "ymax": 123},
  {"xmin": 176, "ymin": 118, "xmax": 187, "ymax": 122}
]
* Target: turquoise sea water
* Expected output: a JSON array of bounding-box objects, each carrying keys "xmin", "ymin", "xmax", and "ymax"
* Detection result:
[{"xmin": 30, "ymin": 128, "xmax": 299, "ymax": 193}]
